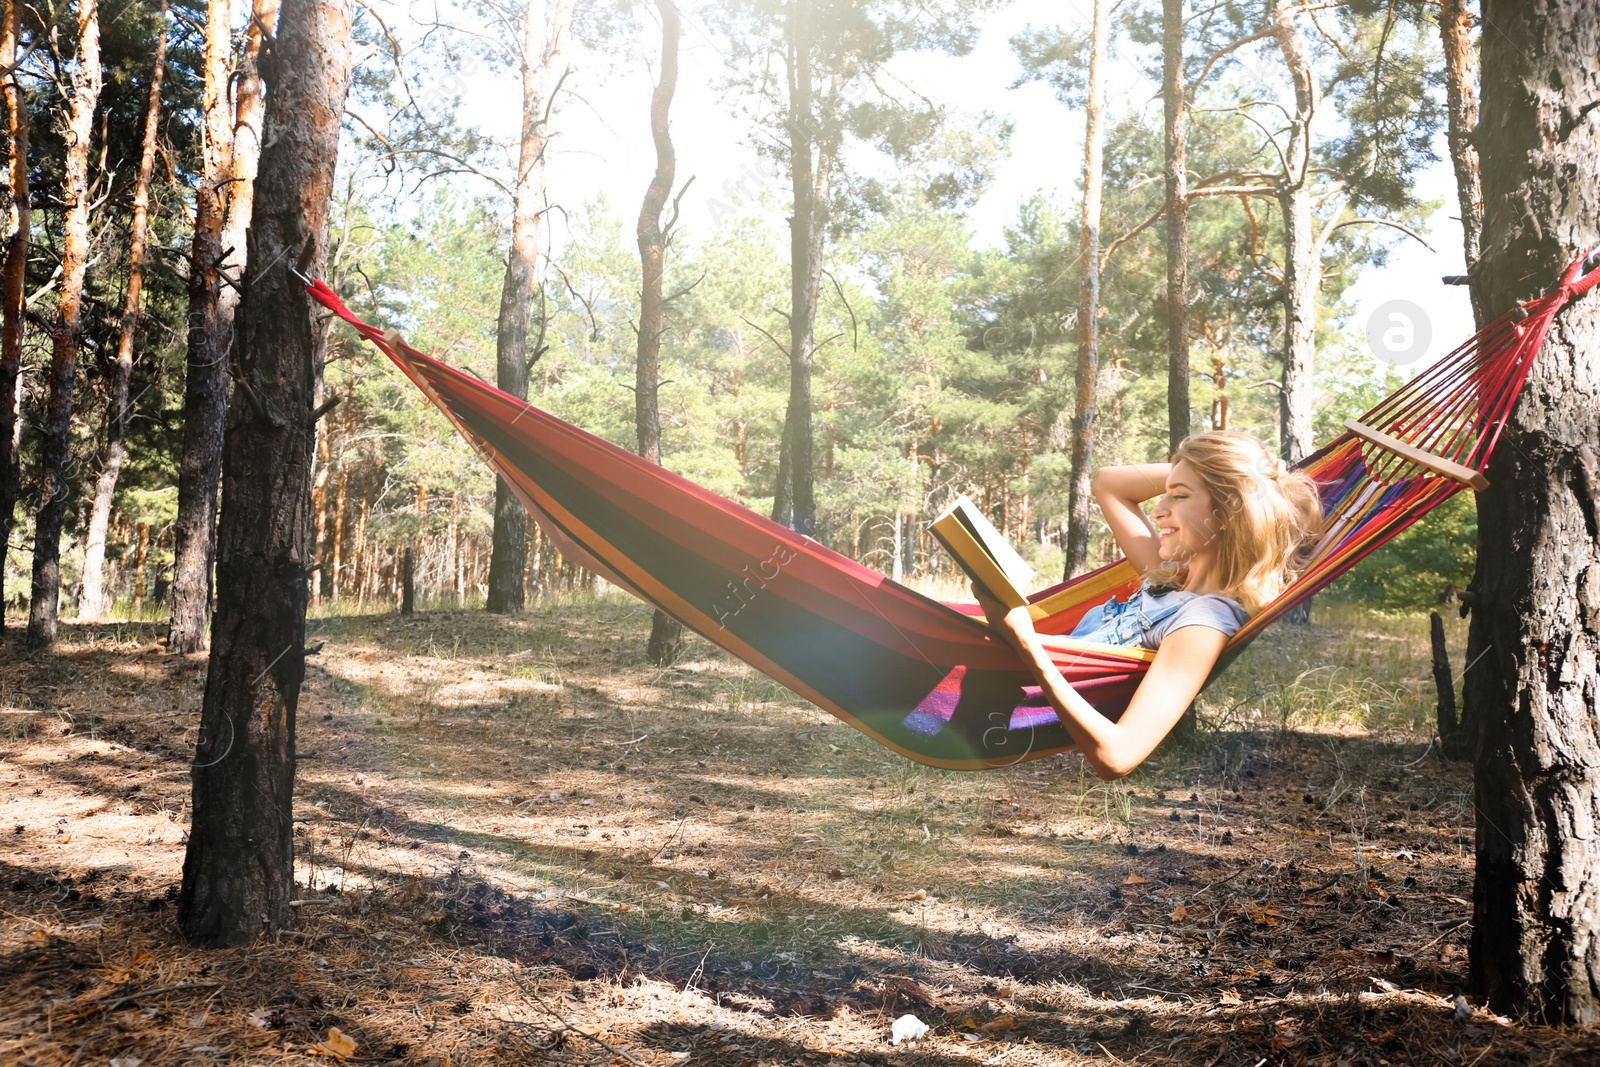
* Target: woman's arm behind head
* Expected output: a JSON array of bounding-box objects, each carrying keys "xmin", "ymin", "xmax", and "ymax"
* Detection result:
[{"xmin": 1090, "ymin": 463, "xmax": 1171, "ymax": 578}]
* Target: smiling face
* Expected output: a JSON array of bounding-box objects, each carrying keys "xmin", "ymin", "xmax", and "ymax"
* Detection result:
[{"xmin": 1150, "ymin": 459, "xmax": 1223, "ymax": 563}]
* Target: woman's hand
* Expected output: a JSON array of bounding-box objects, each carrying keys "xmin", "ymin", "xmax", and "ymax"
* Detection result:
[
  {"xmin": 971, "ymin": 576, "xmax": 1230, "ymax": 781},
  {"xmin": 971, "ymin": 583, "xmax": 1038, "ymax": 652}
]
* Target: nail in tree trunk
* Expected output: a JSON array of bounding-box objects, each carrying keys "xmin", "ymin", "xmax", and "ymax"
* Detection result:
[
  {"xmin": 1439, "ymin": 0, "xmax": 1485, "ymax": 328},
  {"xmin": 1465, "ymin": 0, "xmax": 1600, "ymax": 1022},
  {"xmin": 636, "ymin": 0, "xmax": 684, "ymax": 665},
  {"xmin": 80, "ymin": 2, "xmax": 166, "ymax": 622},
  {"xmin": 26, "ymin": 0, "xmax": 101, "ymax": 647},
  {"xmin": 486, "ymin": 0, "xmax": 574, "ymax": 614},
  {"xmin": 177, "ymin": 0, "xmax": 352, "ymax": 946},
  {"xmin": 772, "ymin": 0, "xmax": 831, "ymax": 539},
  {"xmin": 171, "ymin": 0, "xmax": 277, "ymax": 652},
  {"xmin": 1062, "ymin": 0, "xmax": 1108, "ymax": 581},
  {"xmin": 1162, "ymin": 0, "xmax": 1189, "ymax": 453},
  {"xmin": 0, "ymin": 0, "xmax": 29, "ymax": 623}
]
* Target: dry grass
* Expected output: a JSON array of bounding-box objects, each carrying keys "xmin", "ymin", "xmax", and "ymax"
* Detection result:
[{"xmin": 1, "ymin": 596, "xmax": 1597, "ymax": 1066}]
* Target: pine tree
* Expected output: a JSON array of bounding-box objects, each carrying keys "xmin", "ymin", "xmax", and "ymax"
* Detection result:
[
  {"xmin": 485, "ymin": 0, "xmax": 574, "ymax": 614},
  {"xmin": 179, "ymin": 0, "xmax": 353, "ymax": 946},
  {"xmin": 79, "ymin": 1, "xmax": 167, "ymax": 622},
  {"xmin": 0, "ymin": 0, "xmax": 29, "ymax": 621},
  {"xmin": 636, "ymin": 0, "xmax": 685, "ymax": 664},
  {"xmin": 1465, "ymin": 0, "xmax": 1600, "ymax": 1023},
  {"xmin": 27, "ymin": 0, "xmax": 101, "ymax": 647}
]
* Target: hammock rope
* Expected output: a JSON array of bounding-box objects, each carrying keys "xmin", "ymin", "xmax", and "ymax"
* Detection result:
[{"xmin": 301, "ymin": 252, "xmax": 1600, "ymax": 769}]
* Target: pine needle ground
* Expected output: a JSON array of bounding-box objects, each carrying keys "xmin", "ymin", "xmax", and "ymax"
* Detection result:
[{"xmin": 2, "ymin": 597, "xmax": 1597, "ymax": 1066}]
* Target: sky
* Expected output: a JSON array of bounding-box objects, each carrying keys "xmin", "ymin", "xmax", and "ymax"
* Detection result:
[{"xmin": 417, "ymin": 0, "xmax": 1474, "ymax": 374}]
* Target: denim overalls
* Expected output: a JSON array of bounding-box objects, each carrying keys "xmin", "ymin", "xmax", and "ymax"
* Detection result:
[{"xmin": 1069, "ymin": 586, "xmax": 1192, "ymax": 649}]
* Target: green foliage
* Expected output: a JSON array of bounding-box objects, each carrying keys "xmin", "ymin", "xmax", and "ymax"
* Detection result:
[
  {"xmin": 0, "ymin": 0, "xmax": 1481, "ymax": 622},
  {"xmin": 1323, "ymin": 491, "xmax": 1477, "ymax": 612}
]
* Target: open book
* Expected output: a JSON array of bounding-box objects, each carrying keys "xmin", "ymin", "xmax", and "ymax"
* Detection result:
[{"xmin": 931, "ymin": 496, "xmax": 1042, "ymax": 617}]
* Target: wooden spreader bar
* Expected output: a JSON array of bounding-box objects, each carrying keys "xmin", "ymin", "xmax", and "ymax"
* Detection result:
[{"xmin": 1343, "ymin": 418, "xmax": 1490, "ymax": 492}]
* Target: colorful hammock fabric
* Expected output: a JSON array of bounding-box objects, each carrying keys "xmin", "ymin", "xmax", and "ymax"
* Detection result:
[{"xmin": 303, "ymin": 253, "xmax": 1600, "ymax": 770}]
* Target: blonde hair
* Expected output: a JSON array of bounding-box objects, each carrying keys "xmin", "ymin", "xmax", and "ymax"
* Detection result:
[{"xmin": 1146, "ymin": 430, "xmax": 1324, "ymax": 614}]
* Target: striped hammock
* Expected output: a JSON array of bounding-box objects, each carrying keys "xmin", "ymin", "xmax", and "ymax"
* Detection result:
[{"xmin": 303, "ymin": 254, "xmax": 1599, "ymax": 769}]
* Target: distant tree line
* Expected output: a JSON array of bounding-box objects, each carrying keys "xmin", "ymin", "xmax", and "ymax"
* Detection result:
[{"xmin": 0, "ymin": 0, "xmax": 1468, "ymax": 644}]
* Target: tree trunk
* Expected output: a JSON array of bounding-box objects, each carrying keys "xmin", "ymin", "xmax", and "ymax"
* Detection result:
[
  {"xmin": 1429, "ymin": 610, "xmax": 1470, "ymax": 760},
  {"xmin": 1439, "ymin": 0, "xmax": 1484, "ymax": 328},
  {"xmin": 171, "ymin": 0, "xmax": 277, "ymax": 652},
  {"xmin": 26, "ymin": 0, "xmax": 101, "ymax": 647},
  {"xmin": 178, "ymin": 0, "xmax": 352, "ymax": 947},
  {"xmin": 1162, "ymin": 0, "xmax": 1189, "ymax": 453},
  {"xmin": 636, "ymin": 0, "xmax": 685, "ymax": 665},
  {"xmin": 486, "ymin": 0, "xmax": 573, "ymax": 615},
  {"xmin": 1465, "ymin": 0, "xmax": 1600, "ymax": 1023},
  {"xmin": 329, "ymin": 464, "xmax": 347, "ymax": 601},
  {"xmin": 400, "ymin": 546, "xmax": 414, "ymax": 615},
  {"xmin": 1062, "ymin": 0, "xmax": 1108, "ymax": 582},
  {"xmin": 80, "ymin": 2, "xmax": 166, "ymax": 622},
  {"xmin": 310, "ymin": 431, "xmax": 329, "ymax": 606},
  {"xmin": 131, "ymin": 522, "xmax": 149, "ymax": 614},
  {"xmin": 773, "ymin": 0, "xmax": 830, "ymax": 538},
  {"xmin": 0, "ymin": 0, "xmax": 29, "ymax": 627},
  {"xmin": 1270, "ymin": 0, "xmax": 1319, "ymax": 465}
]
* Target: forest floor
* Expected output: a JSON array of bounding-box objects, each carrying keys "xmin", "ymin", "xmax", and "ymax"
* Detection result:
[{"xmin": 2, "ymin": 593, "xmax": 1598, "ymax": 1067}]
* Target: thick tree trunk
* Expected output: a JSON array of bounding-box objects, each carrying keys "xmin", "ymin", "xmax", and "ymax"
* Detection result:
[
  {"xmin": 486, "ymin": 0, "xmax": 573, "ymax": 614},
  {"xmin": 177, "ymin": 0, "xmax": 352, "ymax": 947},
  {"xmin": 1162, "ymin": 0, "xmax": 1189, "ymax": 453},
  {"xmin": 80, "ymin": 3, "xmax": 166, "ymax": 622},
  {"xmin": 1270, "ymin": 0, "xmax": 1318, "ymax": 465},
  {"xmin": 1465, "ymin": 0, "xmax": 1600, "ymax": 1023},
  {"xmin": 1062, "ymin": 0, "xmax": 1108, "ymax": 581},
  {"xmin": 1439, "ymin": 0, "xmax": 1484, "ymax": 328},
  {"xmin": 637, "ymin": 0, "xmax": 684, "ymax": 665},
  {"xmin": 170, "ymin": 0, "xmax": 275, "ymax": 651},
  {"xmin": 0, "ymin": 0, "xmax": 29, "ymax": 626},
  {"xmin": 26, "ymin": 0, "xmax": 100, "ymax": 647},
  {"xmin": 773, "ymin": 0, "xmax": 830, "ymax": 538}
]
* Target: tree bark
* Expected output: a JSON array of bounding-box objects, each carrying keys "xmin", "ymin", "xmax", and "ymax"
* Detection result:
[
  {"xmin": 772, "ymin": 0, "xmax": 831, "ymax": 538},
  {"xmin": 1270, "ymin": 0, "xmax": 1319, "ymax": 465},
  {"xmin": 400, "ymin": 546, "xmax": 414, "ymax": 615},
  {"xmin": 26, "ymin": 0, "xmax": 100, "ymax": 646},
  {"xmin": 1062, "ymin": 0, "xmax": 1108, "ymax": 581},
  {"xmin": 1439, "ymin": 0, "xmax": 1484, "ymax": 328},
  {"xmin": 1429, "ymin": 610, "xmax": 1471, "ymax": 760},
  {"xmin": 0, "ymin": 0, "xmax": 29, "ymax": 627},
  {"xmin": 131, "ymin": 522, "xmax": 149, "ymax": 614},
  {"xmin": 170, "ymin": 0, "xmax": 234, "ymax": 650},
  {"xmin": 171, "ymin": 0, "xmax": 277, "ymax": 652},
  {"xmin": 1162, "ymin": 0, "xmax": 1189, "ymax": 453},
  {"xmin": 636, "ymin": 0, "xmax": 684, "ymax": 665},
  {"xmin": 80, "ymin": 2, "xmax": 166, "ymax": 622},
  {"xmin": 177, "ymin": 0, "xmax": 352, "ymax": 947},
  {"xmin": 486, "ymin": 0, "xmax": 573, "ymax": 614},
  {"xmin": 1465, "ymin": 0, "xmax": 1600, "ymax": 1023}
]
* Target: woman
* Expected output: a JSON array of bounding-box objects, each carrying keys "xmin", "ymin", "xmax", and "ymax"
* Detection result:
[{"xmin": 975, "ymin": 430, "xmax": 1323, "ymax": 780}]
